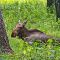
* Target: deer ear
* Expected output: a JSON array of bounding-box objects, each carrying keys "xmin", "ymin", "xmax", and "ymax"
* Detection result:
[
  {"xmin": 23, "ymin": 20, "xmax": 27, "ymax": 26},
  {"xmin": 18, "ymin": 20, "xmax": 20, "ymax": 24}
]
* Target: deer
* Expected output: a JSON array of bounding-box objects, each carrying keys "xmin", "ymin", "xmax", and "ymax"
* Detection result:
[{"xmin": 11, "ymin": 20, "xmax": 60, "ymax": 45}]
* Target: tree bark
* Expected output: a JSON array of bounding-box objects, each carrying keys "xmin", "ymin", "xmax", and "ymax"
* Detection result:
[
  {"xmin": 0, "ymin": 10, "xmax": 13, "ymax": 54},
  {"xmin": 47, "ymin": 0, "xmax": 54, "ymax": 13},
  {"xmin": 55, "ymin": 0, "xmax": 60, "ymax": 21},
  {"xmin": 47, "ymin": 0, "xmax": 54, "ymax": 7}
]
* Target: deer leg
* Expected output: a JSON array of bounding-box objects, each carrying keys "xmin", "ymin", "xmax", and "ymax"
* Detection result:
[{"xmin": 24, "ymin": 37, "xmax": 35, "ymax": 45}]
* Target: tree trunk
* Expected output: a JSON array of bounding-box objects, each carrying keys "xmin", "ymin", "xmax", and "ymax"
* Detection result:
[
  {"xmin": 47, "ymin": 0, "xmax": 54, "ymax": 13},
  {"xmin": 47, "ymin": 0, "xmax": 54, "ymax": 7},
  {"xmin": 55, "ymin": 0, "xmax": 60, "ymax": 21},
  {"xmin": 0, "ymin": 10, "xmax": 13, "ymax": 54}
]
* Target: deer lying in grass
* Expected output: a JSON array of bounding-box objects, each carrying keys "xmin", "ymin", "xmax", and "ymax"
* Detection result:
[{"xmin": 11, "ymin": 20, "xmax": 60, "ymax": 44}]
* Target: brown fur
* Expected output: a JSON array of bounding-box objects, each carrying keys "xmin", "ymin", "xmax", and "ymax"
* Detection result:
[{"xmin": 11, "ymin": 21, "xmax": 60, "ymax": 44}]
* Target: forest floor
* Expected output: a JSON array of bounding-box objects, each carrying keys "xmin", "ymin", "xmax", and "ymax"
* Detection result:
[{"xmin": 0, "ymin": 0, "xmax": 60, "ymax": 60}]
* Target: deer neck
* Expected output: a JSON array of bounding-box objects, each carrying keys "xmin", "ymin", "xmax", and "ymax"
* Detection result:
[{"xmin": 21, "ymin": 28, "xmax": 30, "ymax": 38}]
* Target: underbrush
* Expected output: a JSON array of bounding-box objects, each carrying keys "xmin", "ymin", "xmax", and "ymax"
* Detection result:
[{"xmin": 0, "ymin": 0, "xmax": 60, "ymax": 60}]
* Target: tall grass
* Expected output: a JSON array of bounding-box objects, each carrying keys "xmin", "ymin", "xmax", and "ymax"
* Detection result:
[{"xmin": 0, "ymin": 0, "xmax": 60, "ymax": 60}]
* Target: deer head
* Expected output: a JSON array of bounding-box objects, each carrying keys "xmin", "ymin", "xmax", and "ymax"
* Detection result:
[{"xmin": 11, "ymin": 20, "xmax": 27, "ymax": 37}]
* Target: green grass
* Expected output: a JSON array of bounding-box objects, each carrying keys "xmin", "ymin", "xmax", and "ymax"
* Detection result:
[{"xmin": 0, "ymin": 0, "xmax": 60, "ymax": 60}]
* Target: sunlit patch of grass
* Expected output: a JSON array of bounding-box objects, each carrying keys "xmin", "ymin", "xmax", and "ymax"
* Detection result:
[
  {"xmin": 0, "ymin": 0, "xmax": 47, "ymax": 5},
  {"xmin": 0, "ymin": 0, "xmax": 15, "ymax": 4}
]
